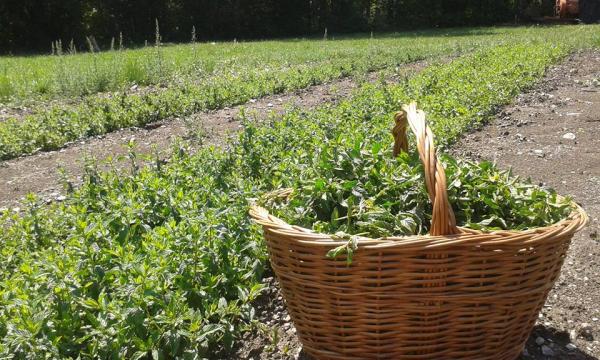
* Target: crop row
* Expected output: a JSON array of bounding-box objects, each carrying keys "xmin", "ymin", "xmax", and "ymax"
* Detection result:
[
  {"xmin": 1, "ymin": 25, "xmax": 599, "ymax": 161},
  {"xmin": 0, "ymin": 26, "xmax": 580, "ymax": 104},
  {"xmin": 0, "ymin": 39, "xmax": 475, "ymax": 161},
  {"xmin": 0, "ymin": 28, "xmax": 509, "ymax": 104},
  {"xmin": 0, "ymin": 41, "xmax": 581, "ymax": 358}
]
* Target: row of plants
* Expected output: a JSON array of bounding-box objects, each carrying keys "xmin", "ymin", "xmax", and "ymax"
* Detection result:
[
  {"xmin": 0, "ymin": 39, "xmax": 475, "ymax": 161},
  {"xmin": 0, "ymin": 42, "xmax": 580, "ymax": 358},
  {"xmin": 2, "ymin": 25, "xmax": 599, "ymax": 161},
  {"xmin": 0, "ymin": 27, "xmax": 504, "ymax": 103}
]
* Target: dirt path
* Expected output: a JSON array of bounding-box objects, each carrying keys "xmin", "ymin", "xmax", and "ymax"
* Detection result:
[
  {"xmin": 456, "ymin": 50, "xmax": 600, "ymax": 360},
  {"xmin": 0, "ymin": 62, "xmax": 429, "ymax": 209},
  {"xmin": 232, "ymin": 51, "xmax": 600, "ymax": 360}
]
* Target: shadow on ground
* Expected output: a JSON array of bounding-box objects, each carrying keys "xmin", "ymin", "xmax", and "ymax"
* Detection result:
[{"xmin": 520, "ymin": 325, "xmax": 598, "ymax": 360}]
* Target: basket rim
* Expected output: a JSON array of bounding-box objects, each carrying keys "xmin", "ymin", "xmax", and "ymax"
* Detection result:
[{"xmin": 249, "ymin": 195, "xmax": 588, "ymax": 249}]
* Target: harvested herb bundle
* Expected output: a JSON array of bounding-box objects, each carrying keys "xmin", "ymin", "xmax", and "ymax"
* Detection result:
[{"xmin": 262, "ymin": 140, "xmax": 572, "ymax": 238}]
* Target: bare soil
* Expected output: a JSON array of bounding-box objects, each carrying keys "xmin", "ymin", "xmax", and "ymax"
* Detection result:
[
  {"xmin": 457, "ymin": 50, "xmax": 600, "ymax": 360},
  {"xmin": 0, "ymin": 62, "xmax": 428, "ymax": 209},
  {"xmin": 231, "ymin": 51, "xmax": 600, "ymax": 359}
]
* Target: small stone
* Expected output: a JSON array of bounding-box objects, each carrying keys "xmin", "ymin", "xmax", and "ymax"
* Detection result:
[
  {"xmin": 541, "ymin": 345, "xmax": 554, "ymax": 356},
  {"xmin": 533, "ymin": 149, "xmax": 544, "ymax": 157},
  {"xmin": 579, "ymin": 323, "xmax": 594, "ymax": 341},
  {"xmin": 593, "ymin": 317, "xmax": 599, "ymax": 322},
  {"xmin": 566, "ymin": 343, "xmax": 577, "ymax": 351},
  {"xmin": 562, "ymin": 132, "xmax": 576, "ymax": 140},
  {"xmin": 570, "ymin": 329, "xmax": 577, "ymax": 341},
  {"xmin": 267, "ymin": 103, "xmax": 274, "ymax": 107},
  {"xmin": 293, "ymin": 346, "xmax": 302, "ymax": 359},
  {"xmin": 283, "ymin": 314, "xmax": 291, "ymax": 322},
  {"xmin": 56, "ymin": 195, "xmax": 66, "ymax": 202},
  {"xmin": 536, "ymin": 336, "xmax": 545, "ymax": 346}
]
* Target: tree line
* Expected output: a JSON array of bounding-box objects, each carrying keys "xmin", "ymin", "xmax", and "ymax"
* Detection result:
[{"xmin": 0, "ymin": 0, "xmax": 554, "ymax": 54}]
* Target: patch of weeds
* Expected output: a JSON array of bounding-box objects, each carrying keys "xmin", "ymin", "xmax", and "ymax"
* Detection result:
[
  {"xmin": 0, "ymin": 73, "xmax": 13, "ymax": 101},
  {"xmin": 33, "ymin": 78, "xmax": 52, "ymax": 95},
  {"xmin": 123, "ymin": 58, "xmax": 148, "ymax": 85}
]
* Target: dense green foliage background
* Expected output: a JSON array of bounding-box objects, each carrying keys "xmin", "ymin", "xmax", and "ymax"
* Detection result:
[{"xmin": 0, "ymin": 0, "xmax": 555, "ymax": 53}]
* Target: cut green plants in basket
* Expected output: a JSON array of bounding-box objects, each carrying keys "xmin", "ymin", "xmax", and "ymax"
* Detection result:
[
  {"xmin": 258, "ymin": 103, "xmax": 577, "ymax": 261},
  {"xmin": 260, "ymin": 109, "xmax": 574, "ymax": 234},
  {"xmin": 249, "ymin": 102, "xmax": 587, "ymax": 360}
]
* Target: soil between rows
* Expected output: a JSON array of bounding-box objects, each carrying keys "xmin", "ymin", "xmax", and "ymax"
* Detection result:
[{"xmin": 231, "ymin": 51, "xmax": 600, "ymax": 359}]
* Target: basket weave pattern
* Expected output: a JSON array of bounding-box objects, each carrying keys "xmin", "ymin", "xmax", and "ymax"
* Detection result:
[{"xmin": 250, "ymin": 103, "xmax": 588, "ymax": 359}]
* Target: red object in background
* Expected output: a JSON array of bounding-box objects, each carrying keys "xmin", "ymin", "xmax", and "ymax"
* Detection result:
[{"xmin": 557, "ymin": 0, "xmax": 580, "ymax": 17}]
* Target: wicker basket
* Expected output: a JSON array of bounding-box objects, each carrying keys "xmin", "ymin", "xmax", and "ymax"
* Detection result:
[{"xmin": 250, "ymin": 103, "xmax": 588, "ymax": 360}]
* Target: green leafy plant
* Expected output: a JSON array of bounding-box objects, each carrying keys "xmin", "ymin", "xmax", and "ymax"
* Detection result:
[{"xmin": 263, "ymin": 147, "xmax": 572, "ymax": 239}]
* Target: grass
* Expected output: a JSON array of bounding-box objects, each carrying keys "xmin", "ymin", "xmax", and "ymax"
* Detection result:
[
  {"xmin": 0, "ymin": 36, "xmax": 594, "ymax": 357},
  {"xmin": 0, "ymin": 26, "xmax": 595, "ymax": 105},
  {"xmin": 0, "ymin": 28, "xmax": 497, "ymax": 103},
  {"xmin": 0, "ymin": 73, "xmax": 12, "ymax": 101}
]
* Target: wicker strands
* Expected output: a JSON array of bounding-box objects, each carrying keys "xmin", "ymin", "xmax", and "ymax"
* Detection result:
[{"xmin": 250, "ymin": 102, "xmax": 588, "ymax": 360}]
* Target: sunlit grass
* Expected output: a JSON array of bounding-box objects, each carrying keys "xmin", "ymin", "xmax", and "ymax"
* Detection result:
[{"xmin": 0, "ymin": 25, "xmax": 597, "ymax": 105}]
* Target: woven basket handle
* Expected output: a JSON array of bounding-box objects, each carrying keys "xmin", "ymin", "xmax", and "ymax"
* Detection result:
[{"xmin": 393, "ymin": 102, "xmax": 459, "ymax": 236}]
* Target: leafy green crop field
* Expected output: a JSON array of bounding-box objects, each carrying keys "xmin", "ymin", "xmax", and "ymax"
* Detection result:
[
  {"xmin": 0, "ymin": 29, "xmax": 486, "ymax": 161},
  {"xmin": 1, "ymin": 27, "xmax": 598, "ymax": 357},
  {"xmin": 0, "ymin": 26, "xmax": 574, "ymax": 103},
  {"xmin": 0, "ymin": 25, "xmax": 598, "ymax": 161}
]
